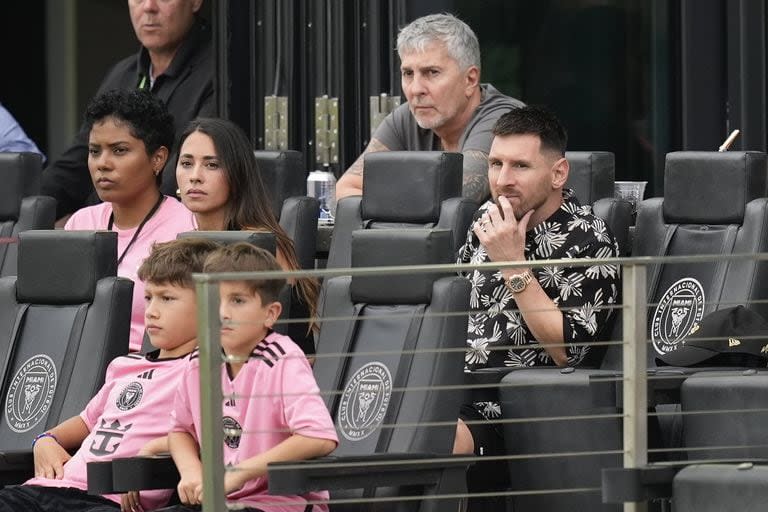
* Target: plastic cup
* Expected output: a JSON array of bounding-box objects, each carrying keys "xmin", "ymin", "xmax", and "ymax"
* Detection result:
[{"xmin": 614, "ymin": 181, "xmax": 647, "ymax": 213}]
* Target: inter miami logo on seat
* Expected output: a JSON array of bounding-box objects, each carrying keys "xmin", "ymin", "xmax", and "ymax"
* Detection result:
[
  {"xmin": 652, "ymin": 277, "xmax": 705, "ymax": 355},
  {"xmin": 116, "ymin": 382, "xmax": 144, "ymax": 411},
  {"xmin": 5, "ymin": 355, "xmax": 57, "ymax": 433},
  {"xmin": 222, "ymin": 416, "xmax": 242, "ymax": 449},
  {"xmin": 338, "ymin": 362, "xmax": 392, "ymax": 441}
]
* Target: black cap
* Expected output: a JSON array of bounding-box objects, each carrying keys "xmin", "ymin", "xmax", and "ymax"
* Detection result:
[{"xmin": 657, "ymin": 306, "xmax": 768, "ymax": 367}]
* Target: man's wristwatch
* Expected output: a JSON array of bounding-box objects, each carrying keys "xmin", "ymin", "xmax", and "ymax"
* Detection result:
[{"xmin": 504, "ymin": 270, "xmax": 533, "ymax": 294}]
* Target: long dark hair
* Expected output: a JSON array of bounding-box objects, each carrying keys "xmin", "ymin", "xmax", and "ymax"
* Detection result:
[{"xmin": 178, "ymin": 117, "xmax": 319, "ymax": 332}]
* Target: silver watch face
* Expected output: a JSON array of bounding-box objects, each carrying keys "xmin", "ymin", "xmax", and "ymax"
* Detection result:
[{"xmin": 507, "ymin": 274, "xmax": 527, "ymax": 293}]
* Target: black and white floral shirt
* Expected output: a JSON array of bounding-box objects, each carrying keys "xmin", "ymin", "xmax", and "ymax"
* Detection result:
[{"xmin": 458, "ymin": 189, "xmax": 621, "ymax": 372}]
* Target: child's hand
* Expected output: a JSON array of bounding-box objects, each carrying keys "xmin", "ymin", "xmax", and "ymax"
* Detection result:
[
  {"xmin": 33, "ymin": 437, "xmax": 71, "ymax": 479},
  {"xmin": 120, "ymin": 491, "xmax": 143, "ymax": 512},
  {"xmin": 177, "ymin": 469, "xmax": 203, "ymax": 505}
]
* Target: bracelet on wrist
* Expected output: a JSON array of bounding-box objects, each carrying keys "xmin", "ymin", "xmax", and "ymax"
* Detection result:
[{"xmin": 32, "ymin": 432, "xmax": 58, "ymax": 449}]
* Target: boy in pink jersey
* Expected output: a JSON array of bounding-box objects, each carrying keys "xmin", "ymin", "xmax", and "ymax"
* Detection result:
[
  {"xmin": 167, "ymin": 243, "xmax": 338, "ymax": 512},
  {"xmin": 0, "ymin": 238, "xmax": 221, "ymax": 512}
]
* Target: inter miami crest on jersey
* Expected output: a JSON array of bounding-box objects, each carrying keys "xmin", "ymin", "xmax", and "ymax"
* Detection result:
[
  {"xmin": 116, "ymin": 382, "xmax": 144, "ymax": 411},
  {"xmin": 222, "ymin": 416, "xmax": 242, "ymax": 449}
]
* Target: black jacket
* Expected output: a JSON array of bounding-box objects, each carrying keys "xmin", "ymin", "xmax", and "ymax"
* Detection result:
[{"xmin": 41, "ymin": 19, "xmax": 214, "ymax": 217}]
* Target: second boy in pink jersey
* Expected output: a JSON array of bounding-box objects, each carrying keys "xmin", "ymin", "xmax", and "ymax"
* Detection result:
[
  {"xmin": 168, "ymin": 243, "xmax": 338, "ymax": 512},
  {"xmin": 0, "ymin": 238, "xmax": 221, "ymax": 512}
]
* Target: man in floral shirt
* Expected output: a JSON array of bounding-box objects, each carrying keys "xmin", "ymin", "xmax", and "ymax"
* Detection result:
[{"xmin": 453, "ymin": 106, "xmax": 621, "ymax": 507}]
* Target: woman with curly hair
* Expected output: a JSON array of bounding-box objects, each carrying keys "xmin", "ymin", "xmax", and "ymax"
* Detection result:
[{"xmin": 65, "ymin": 89, "xmax": 196, "ymax": 352}]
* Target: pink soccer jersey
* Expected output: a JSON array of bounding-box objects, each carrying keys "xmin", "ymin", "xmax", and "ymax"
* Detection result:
[
  {"xmin": 171, "ymin": 331, "xmax": 339, "ymax": 512},
  {"xmin": 65, "ymin": 197, "xmax": 196, "ymax": 352},
  {"xmin": 25, "ymin": 351, "xmax": 189, "ymax": 511}
]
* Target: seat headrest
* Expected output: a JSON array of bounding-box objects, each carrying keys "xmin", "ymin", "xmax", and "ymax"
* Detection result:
[
  {"xmin": 17, "ymin": 230, "xmax": 117, "ymax": 304},
  {"xmin": 565, "ymin": 151, "xmax": 615, "ymax": 204},
  {"xmin": 350, "ymin": 228, "xmax": 453, "ymax": 304},
  {"xmin": 177, "ymin": 231, "xmax": 276, "ymax": 255},
  {"xmin": 253, "ymin": 150, "xmax": 306, "ymax": 218},
  {"xmin": 362, "ymin": 151, "xmax": 463, "ymax": 223},
  {"xmin": 0, "ymin": 152, "xmax": 44, "ymax": 220},
  {"xmin": 663, "ymin": 151, "xmax": 767, "ymax": 224}
]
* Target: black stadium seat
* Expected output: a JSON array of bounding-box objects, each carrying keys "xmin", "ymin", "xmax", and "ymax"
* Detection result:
[
  {"xmin": 500, "ymin": 150, "xmax": 768, "ymax": 512},
  {"xmin": 269, "ymin": 228, "xmax": 471, "ymax": 511},
  {"xmin": 0, "ymin": 230, "xmax": 132, "ymax": 483},
  {"xmin": 565, "ymin": 151, "xmax": 633, "ymax": 255},
  {"xmin": 254, "ymin": 150, "xmax": 319, "ymax": 270},
  {"xmin": 680, "ymin": 370, "xmax": 768, "ymax": 461},
  {"xmin": 96, "ymin": 229, "xmax": 471, "ymax": 512},
  {"xmin": 635, "ymin": 151, "xmax": 768, "ymax": 347},
  {"xmin": 326, "ymin": 151, "xmax": 477, "ymax": 270},
  {"xmin": 0, "ymin": 152, "xmax": 57, "ymax": 277},
  {"xmin": 673, "ymin": 464, "xmax": 768, "ymax": 512},
  {"xmin": 565, "ymin": 151, "xmax": 615, "ymax": 203}
]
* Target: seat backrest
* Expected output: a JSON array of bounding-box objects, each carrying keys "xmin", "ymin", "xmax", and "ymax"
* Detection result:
[
  {"xmin": 565, "ymin": 151, "xmax": 615, "ymax": 203},
  {"xmin": 314, "ymin": 228, "xmax": 469, "ymax": 509},
  {"xmin": 0, "ymin": 152, "xmax": 56, "ymax": 277},
  {"xmin": 629, "ymin": 150, "xmax": 768, "ymax": 367},
  {"xmin": 254, "ymin": 150, "xmax": 319, "ymax": 269},
  {"xmin": 253, "ymin": 150, "xmax": 306, "ymax": 218},
  {"xmin": 326, "ymin": 151, "xmax": 477, "ymax": 269},
  {"xmin": 0, "ymin": 230, "xmax": 132, "ymax": 450},
  {"xmin": 565, "ymin": 151, "xmax": 633, "ymax": 255}
]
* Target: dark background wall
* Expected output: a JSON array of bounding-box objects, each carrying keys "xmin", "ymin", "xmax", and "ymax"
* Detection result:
[{"xmin": 0, "ymin": 0, "xmax": 211, "ymax": 161}]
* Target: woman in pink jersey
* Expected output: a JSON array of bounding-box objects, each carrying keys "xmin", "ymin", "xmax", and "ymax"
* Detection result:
[
  {"xmin": 175, "ymin": 117, "xmax": 320, "ymax": 355},
  {"xmin": 65, "ymin": 89, "xmax": 196, "ymax": 352}
]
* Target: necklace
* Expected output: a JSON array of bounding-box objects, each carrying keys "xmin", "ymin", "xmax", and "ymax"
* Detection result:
[{"xmin": 108, "ymin": 195, "xmax": 165, "ymax": 267}]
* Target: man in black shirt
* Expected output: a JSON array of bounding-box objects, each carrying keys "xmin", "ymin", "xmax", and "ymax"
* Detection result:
[
  {"xmin": 42, "ymin": 0, "xmax": 214, "ymax": 220},
  {"xmin": 454, "ymin": 106, "xmax": 621, "ymax": 506}
]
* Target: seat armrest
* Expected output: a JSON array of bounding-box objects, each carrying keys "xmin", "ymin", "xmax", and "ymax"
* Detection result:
[
  {"xmin": 467, "ymin": 366, "xmax": 600, "ymax": 403},
  {"xmin": 602, "ymin": 464, "xmax": 678, "ymax": 503},
  {"xmin": 87, "ymin": 461, "xmax": 114, "ymax": 494},
  {"xmin": 88, "ymin": 455, "xmax": 179, "ymax": 493},
  {"xmin": 589, "ymin": 367, "xmax": 758, "ymax": 408},
  {"xmin": 268, "ymin": 452, "xmax": 471, "ymax": 495},
  {"xmin": 465, "ymin": 368, "xmax": 522, "ymax": 402},
  {"xmin": 602, "ymin": 459, "xmax": 768, "ymax": 503}
]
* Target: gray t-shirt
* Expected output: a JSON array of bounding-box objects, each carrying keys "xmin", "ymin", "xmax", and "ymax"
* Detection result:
[{"xmin": 373, "ymin": 84, "xmax": 524, "ymax": 153}]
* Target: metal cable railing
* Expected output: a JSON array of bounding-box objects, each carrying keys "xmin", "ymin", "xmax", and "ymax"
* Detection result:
[{"xmin": 190, "ymin": 252, "xmax": 768, "ymax": 511}]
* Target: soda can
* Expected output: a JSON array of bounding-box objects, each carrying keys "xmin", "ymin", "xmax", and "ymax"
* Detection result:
[{"xmin": 307, "ymin": 169, "xmax": 337, "ymax": 224}]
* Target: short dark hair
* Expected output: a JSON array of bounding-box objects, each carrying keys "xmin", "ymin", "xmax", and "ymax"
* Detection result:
[
  {"xmin": 203, "ymin": 243, "xmax": 285, "ymax": 303},
  {"xmin": 492, "ymin": 106, "xmax": 568, "ymax": 156},
  {"xmin": 84, "ymin": 89, "xmax": 175, "ymax": 157},
  {"xmin": 138, "ymin": 238, "xmax": 222, "ymax": 288}
]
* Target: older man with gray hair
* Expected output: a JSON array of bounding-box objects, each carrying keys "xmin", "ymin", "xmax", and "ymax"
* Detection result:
[{"xmin": 336, "ymin": 13, "xmax": 524, "ymax": 203}]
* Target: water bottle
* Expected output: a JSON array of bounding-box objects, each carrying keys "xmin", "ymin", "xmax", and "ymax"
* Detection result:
[{"xmin": 307, "ymin": 168, "xmax": 337, "ymax": 224}]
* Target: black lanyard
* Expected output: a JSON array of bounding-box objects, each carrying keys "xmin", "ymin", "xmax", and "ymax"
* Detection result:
[{"xmin": 108, "ymin": 195, "xmax": 165, "ymax": 267}]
